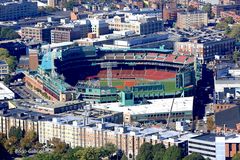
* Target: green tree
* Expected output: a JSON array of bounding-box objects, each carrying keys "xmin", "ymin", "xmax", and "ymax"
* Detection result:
[
  {"xmin": 233, "ymin": 153, "xmax": 240, "ymax": 160},
  {"xmin": 80, "ymin": 147, "xmax": 100, "ymax": 160},
  {"xmin": 136, "ymin": 142, "xmax": 153, "ymax": 160},
  {"xmin": 121, "ymin": 154, "xmax": 128, "ymax": 160},
  {"xmin": 20, "ymin": 130, "xmax": 38, "ymax": 150},
  {"xmin": 202, "ymin": 3, "xmax": 214, "ymax": 19},
  {"xmin": 0, "ymin": 27, "xmax": 20, "ymax": 40},
  {"xmin": 4, "ymin": 136, "xmax": 18, "ymax": 154},
  {"xmin": 163, "ymin": 146, "xmax": 182, "ymax": 160},
  {"xmin": 0, "ymin": 48, "xmax": 17, "ymax": 72},
  {"xmin": 233, "ymin": 50, "xmax": 240, "ymax": 64},
  {"xmin": 3, "ymin": 75, "xmax": 12, "ymax": 85},
  {"xmin": 153, "ymin": 143, "xmax": 166, "ymax": 160},
  {"xmin": 228, "ymin": 24, "xmax": 240, "ymax": 41},
  {"xmin": 51, "ymin": 138, "xmax": 69, "ymax": 154},
  {"xmin": 224, "ymin": 17, "xmax": 234, "ymax": 24},
  {"xmin": 8, "ymin": 126, "xmax": 24, "ymax": 141},
  {"xmin": 183, "ymin": 153, "xmax": 205, "ymax": 160},
  {"xmin": 98, "ymin": 143, "xmax": 117, "ymax": 158},
  {"xmin": 216, "ymin": 21, "xmax": 229, "ymax": 31}
]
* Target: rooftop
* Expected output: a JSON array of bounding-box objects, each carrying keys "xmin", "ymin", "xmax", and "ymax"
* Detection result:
[{"xmin": 92, "ymin": 97, "xmax": 194, "ymax": 115}]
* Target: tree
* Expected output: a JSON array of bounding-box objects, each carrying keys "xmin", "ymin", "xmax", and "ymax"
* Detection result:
[
  {"xmin": 0, "ymin": 48, "xmax": 17, "ymax": 72},
  {"xmin": 51, "ymin": 138, "xmax": 69, "ymax": 154},
  {"xmin": 20, "ymin": 130, "xmax": 38, "ymax": 150},
  {"xmin": 98, "ymin": 143, "xmax": 117, "ymax": 158},
  {"xmin": 224, "ymin": 17, "xmax": 234, "ymax": 24},
  {"xmin": 136, "ymin": 143, "xmax": 153, "ymax": 160},
  {"xmin": 4, "ymin": 136, "xmax": 18, "ymax": 154},
  {"xmin": 80, "ymin": 147, "xmax": 100, "ymax": 160},
  {"xmin": 228, "ymin": 24, "xmax": 240, "ymax": 41},
  {"xmin": 202, "ymin": 3, "xmax": 214, "ymax": 19},
  {"xmin": 233, "ymin": 153, "xmax": 240, "ymax": 160},
  {"xmin": 121, "ymin": 154, "xmax": 128, "ymax": 160},
  {"xmin": 0, "ymin": 27, "xmax": 20, "ymax": 40},
  {"xmin": 206, "ymin": 116, "xmax": 215, "ymax": 131},
  {"xmin": 62, "ymin": 0, "xmax": 78, "ymax": 10},
  {"xmin": 216, "ymin": 21, "xmax": 229, "ymax": 31},
  {"xmin": 183, "ymin": 153, "xmax": 205, "ymax": 160},
  {"xmin": 8, "ymin": 126, "xmax": 24, "ymax": 141},
  {"xmin": 163, "ymin": 146, "xmax": 182, "ymax": 160},
  {"xmin": 152, "ymin": 143, "xmax": 166, "ymax": 160},
  {"xmin": 233, "ymin": 50, "xmax": 240, "ymax": 64}
]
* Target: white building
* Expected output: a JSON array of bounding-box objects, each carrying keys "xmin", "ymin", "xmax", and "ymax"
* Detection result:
[
  {"xmin": 0, "ymin": 82, "xmax": 14, "ymax": 100},
  {"xmin": 188, "ymin": 133, "xmax": 240, "ymax": 160},
  {"xmin": 92, "ymin": 97, "xmax": 194, "ymax": 123}
]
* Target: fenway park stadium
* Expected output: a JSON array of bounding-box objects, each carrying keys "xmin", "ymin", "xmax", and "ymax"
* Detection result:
[{"xmin": 24, "ymin": 45, "xmax": 201, "ymax": 104}]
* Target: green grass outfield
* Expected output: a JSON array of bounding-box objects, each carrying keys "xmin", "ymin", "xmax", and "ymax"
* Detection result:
[{"xmin": 100, "ymin": 79, "xmax": 181, "ymax": 93}]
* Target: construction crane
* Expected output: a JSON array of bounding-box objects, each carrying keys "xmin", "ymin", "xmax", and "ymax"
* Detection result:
[{"xmin": 166, "ymin": 92, "xmax": 176, "ymax": 129}]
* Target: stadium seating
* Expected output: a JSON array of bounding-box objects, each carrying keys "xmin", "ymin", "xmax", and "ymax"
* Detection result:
[
  {"xmin": 91, "ymin": 69, "xmax": 176, "ymax": 81},
  {"xmin": 185, "ymin": 57, "xmax": 195, "ymax": 64},
  {"xmin": 164, "ymin": 55, "xmax": 177, "ymax": 62},
  {"xmin": 175, "ymin": 56, "xmax": 188, "ymax": 64}
]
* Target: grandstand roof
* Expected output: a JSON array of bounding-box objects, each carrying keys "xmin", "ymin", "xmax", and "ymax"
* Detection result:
[{"xmin": 92, "ymin": 97, "xmax": 193, "ymax": 115}]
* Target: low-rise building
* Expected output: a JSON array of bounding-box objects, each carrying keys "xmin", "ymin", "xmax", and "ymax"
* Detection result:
[
  {"xmin": 0, "ymin": 1, "xmax": 38, "ymax": 21},
  {"xmin": 38, "ymin": 116, "xmax": 197, "ymax": 159},
  {"xmin": 176, "ymin": 11, "xmax": 208, "ymax": 29},
  {"xmin": 51, "ymin": 22, "xmax": 91, "ymax": 43},
  {"xmin": 8, "ymin": 99, "xmax": 85, "ymax": 115},
  {"xmin": 107, "ymin": 15, "xmax": 164, "ymax": 35},
  {"xmin": 188, "ymin": 133, "xmax": 240, "ymax": 160},
  {"xmin": 175, "ymin": 37, "xmax": 235, "ymax": 63},
  {"xmin": 21, "ymin": 23, "xmax": 54, "ymax": 43},
  {"xmin": 92, "ymin": 97, "xmax": 194, "ymax": 123}
]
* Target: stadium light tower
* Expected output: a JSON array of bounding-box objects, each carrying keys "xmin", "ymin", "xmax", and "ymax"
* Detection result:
[{"xmin": 101, "ymin": 62, "xmax": 117, "ymax": 87}]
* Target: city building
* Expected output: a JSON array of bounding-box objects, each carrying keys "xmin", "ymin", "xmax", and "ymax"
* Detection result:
[
  {"xmin": 212, "ymin": 4, "xmax": 240, "ymax": 17},
  {"xmin": 29, "ymin": 49, "xmax": 39, "ymax": 71},
  {"xmin": 0, "ymin": 82, "xmax": 14, "ymax": 100},
  {"xmin": 0, "ymin": 60, "xmax": 8, "ymax": 80},
  {"xmin": 188, "ymin": 133, "xmax": 240, "ymax": 160},
  {"xmin": 107, "ymin": 15, "xmax": 164, "ymax": 35},
  {"xmin": 51, "ymin": 22, "xmax": 90, "ymax": 43},
  {"xmin": 215, "ymin": 106, "xmax": 240, "ymax": 132},
  {"xmin": 8, "ymin": 99, "xmax": 85, "ymax": 115},
  {"xmin": 105, "ymin": 33, "xmax": 169, "ymax": 49},
  {"xmin": 92, "ymin": 97, "xmax": 194, "ymax": 123},
  {"xmin": 175, "ymin": 37, "xmax": 235, "ymax": 63},
  {"xmin": 21, "ymin": 23, "xmax": 54, "ymax": 43},
  {"xmin": 0, "ymin": 40, "xmax": 27, "ymax": 60},
  {"xmin": 176, "ymin": 11, "xmax": 208, "ymax": 29},
  {"xmin": 0, "ymin": 108, "xmax": 54, "ymax": 136},
  {"xmin": 0, "ymin": 1, "xmax": 38, "ymax": 21},
  {"xmin": 89, "ymin": 19, "xmax": 109, "ymax": 37},
  {"xmin": 220, "ymin": 11, "xmax": 240, "ymax": 23},
  {"xmin": 163, "ymin": 2, "xmax": 178, "ymax": 21},
  {"xmin": 38, "ymin": 116, "xmax": 197, "ymax": 159}
]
